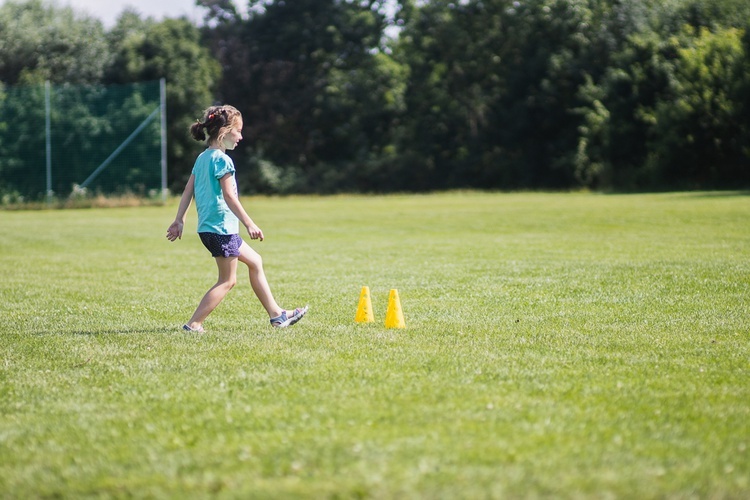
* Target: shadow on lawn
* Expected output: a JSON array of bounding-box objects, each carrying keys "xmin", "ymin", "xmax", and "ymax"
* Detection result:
[
  {"xmin": 676, "ymin": 190, "xmax": 750, "ymax": 198},
  {"xmin": 32, "ymin": 327, "xmax": 177, "ymax": 336},
  {"xmin": 604, "ymin": 189, "xmax": 750, "ymax": 197}
]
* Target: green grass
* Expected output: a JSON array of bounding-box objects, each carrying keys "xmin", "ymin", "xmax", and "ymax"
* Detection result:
[{"xmin": 1, "ymin": 191, "xmax": 748, "ymax": 498}]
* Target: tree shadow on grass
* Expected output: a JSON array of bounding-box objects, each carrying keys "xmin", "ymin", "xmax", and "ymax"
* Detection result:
[
  {"xmin": 675, "ymin": 190, "xmax": 750, "ymax": 198},
  {"xmin": 603, "ymin": 189, "xmax": 750, "ymax": 197},
  {"xmin": 32, "ymin": 327, "xmax": 178, "ymax": 336}
]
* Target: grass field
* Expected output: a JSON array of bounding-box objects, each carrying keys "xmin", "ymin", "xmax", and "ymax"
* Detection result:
[{"xmin": 1, "ymin": 191, "xmax": 748, "ymax": 498}]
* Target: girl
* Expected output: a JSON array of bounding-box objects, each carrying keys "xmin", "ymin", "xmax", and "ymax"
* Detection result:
[{"xmin": 166, "ymin": 104, "xmax": 307, "ymax": 331}]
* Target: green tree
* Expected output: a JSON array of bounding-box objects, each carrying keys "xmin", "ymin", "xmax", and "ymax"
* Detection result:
[
  {"xmin": 0, "ymin": 0, "xmax": 112, "ymax": 199},
  {"xmin": 0, "ymin": 2, "xmax": 217, "ymax": 199},
  {"xmin": 393, "ymin": 0, "xmax": 623, "ymax": 190},
  {"xmin": 652, "ymin": 26, "xmax": 749, "ymax": 187},
  {"xmin": 575, "ymin": 0, "xmax": 750, "ymax": 189},
  {"xmin": 0, "ymin": 0, "xmax": 111, "ymax": 84},
  {"xmin": 0, "ymin": 83, "xmax": 47, "ymax": 198},
  {"xmin": 202, "ymin": 0, "xmax": 405, "ymax": 193},
  {"xmin": 575, "ymin": 29, "xmax": 680, "ymax": 189},
  {"xmin": 106, "ymin": 12, "xmax": 221, "ymax": 191}
]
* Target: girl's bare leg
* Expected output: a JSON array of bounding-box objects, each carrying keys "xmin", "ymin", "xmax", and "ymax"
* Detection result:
[
  {"xmin": 238, "ymin": 241, "xmax": 283, "ymax": 318},
  {"xmin": 185, "ymin": 256, "xmax": 238, "ymax": 329}
]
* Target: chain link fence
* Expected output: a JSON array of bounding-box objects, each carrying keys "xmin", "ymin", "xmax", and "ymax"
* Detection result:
[{"xmin": 0, "ymin": 79, "xmax": 165, "ymax": 204}]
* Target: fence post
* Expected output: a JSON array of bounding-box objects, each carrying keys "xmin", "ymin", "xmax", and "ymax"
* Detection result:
[
  {"xmin": 45, "ymin": 81, "xmax": 52, "ymax": 203},
  {"xmin": 160, "ymin": 78, "xmax": 167, "ymax": 201}
]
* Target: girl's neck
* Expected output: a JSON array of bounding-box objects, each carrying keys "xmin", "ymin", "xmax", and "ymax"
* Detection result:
[{"xmin": 207, "ymin": 140, "xmax": 225, "ymax": 152}]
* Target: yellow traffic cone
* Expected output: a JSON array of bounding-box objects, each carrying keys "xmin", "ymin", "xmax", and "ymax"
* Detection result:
[
  {"xmin": 355, "ymin": 286, "xmax": 374, "ymax": 323},
  {"xmin": 385, "ymin": 289, "xmax": 405, "ymax": 329}
]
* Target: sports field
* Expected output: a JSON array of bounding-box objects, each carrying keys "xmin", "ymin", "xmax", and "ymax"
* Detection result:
[{"xmin": 1, "ymin": 192, "xmax": 748, "ymax": 498}]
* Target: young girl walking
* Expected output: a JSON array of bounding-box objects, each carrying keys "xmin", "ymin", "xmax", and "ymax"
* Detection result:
[{"xmin": 166, "ymin": 104, "xmax": 307, "ymax": 331}]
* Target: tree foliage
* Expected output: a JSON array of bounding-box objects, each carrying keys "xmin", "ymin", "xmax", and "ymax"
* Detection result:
[
  {"xmin": 201, "ymin": 0, "xmax": 405, "ymax": 193},
  {"xmin": 0, "ymin": 0, "xmax": 111, "ymax": 84},
  {"xmin": 393, "ymin": 0, "xmax": 616, "ymax": 189},
  {"xmin": 106, "ymin": 12, "xmax": 221, "ymax": 189},
  {"xmin": 1, "ymin": 0, "xmax": 749, "ymax": 197},
  {"xmin": 575, "ymin": 0, "xmax": 750, "ymax": 189}
]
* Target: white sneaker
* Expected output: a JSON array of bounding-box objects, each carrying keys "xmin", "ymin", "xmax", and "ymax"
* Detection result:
[{"xmin": 270, "ymin": 306, "xmax": 308, "ymax": 328}]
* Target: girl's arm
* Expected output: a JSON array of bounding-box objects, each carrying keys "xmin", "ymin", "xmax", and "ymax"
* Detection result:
[
  {"xmin": 166, "ymin": 174, "xmax": 195, "ymax": 241},
  {"xmin": 219, "ymin": 173, "xmax": 264, "ymax": 241}
]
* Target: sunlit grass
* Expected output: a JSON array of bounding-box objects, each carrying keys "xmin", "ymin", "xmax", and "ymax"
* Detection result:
[{"xmin": 1, "ymin": 191, "xmax": 748, "ymax": 497}]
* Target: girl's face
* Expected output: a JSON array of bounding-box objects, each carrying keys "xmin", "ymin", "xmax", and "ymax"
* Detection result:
[{"xmin": 222, "ymin": 119, "xmax": 243, "ymax": 150}]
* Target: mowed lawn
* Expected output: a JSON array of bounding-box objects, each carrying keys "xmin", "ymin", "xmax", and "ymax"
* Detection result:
[{"xmin": 0, "ymin": 191, "xmax": 748, "ymax": 498}]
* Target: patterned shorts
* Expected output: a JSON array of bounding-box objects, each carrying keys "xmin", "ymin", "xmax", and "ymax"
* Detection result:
[{"xmin": 199, "ymin": 233, "xmax": 243, "ymax": 258}]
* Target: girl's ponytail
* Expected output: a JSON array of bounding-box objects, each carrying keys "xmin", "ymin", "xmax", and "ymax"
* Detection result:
[
  {"xmin": 190, "ymin": 120, "xmax": 206, "ymax": 141},
  {"xmin": 189, "ymin": 105, "xmax": 241, "ymax": 144}
]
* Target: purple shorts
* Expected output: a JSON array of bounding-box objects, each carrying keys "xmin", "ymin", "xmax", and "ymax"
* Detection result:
[{"xmin": 199, "ymin": 233, "xmax": 243, "ymax": 258}]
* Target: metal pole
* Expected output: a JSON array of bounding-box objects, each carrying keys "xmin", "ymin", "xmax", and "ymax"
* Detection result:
[
  {"xmin": 45, "ymin": 81, "xmax": 52, "ymax": 202},
  {"xmin": 160, "ymin": 78, "xmax": 168, "ymax": 201}
]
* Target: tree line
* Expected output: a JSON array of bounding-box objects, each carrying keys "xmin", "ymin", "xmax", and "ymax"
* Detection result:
[{"xmin": 1, "ymin": 0, "xmax": 748, "ymax": 196}]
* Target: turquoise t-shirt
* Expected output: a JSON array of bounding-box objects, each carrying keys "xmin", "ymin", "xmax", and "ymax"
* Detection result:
[{"xmin": 192, "ymin": 148, "xmax": 239, "ymax": 235}]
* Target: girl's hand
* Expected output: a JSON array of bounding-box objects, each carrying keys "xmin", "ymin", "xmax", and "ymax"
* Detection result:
[
  {"xmin": 166, "ymin": 221, "xmax": 183, "ymax": 241},
  {"xmin": 246, "ymin": 222, "xmax": 264, "ymax": 241}
]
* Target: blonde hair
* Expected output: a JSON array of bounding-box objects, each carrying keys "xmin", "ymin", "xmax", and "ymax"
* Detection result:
[{"xmin": 190, "ymin": 105, "xmax": 242, "ymax": 144}]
